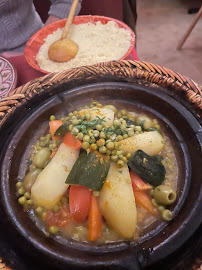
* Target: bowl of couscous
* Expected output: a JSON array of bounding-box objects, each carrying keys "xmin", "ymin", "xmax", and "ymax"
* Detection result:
[{"xmin": 24, "ymin": 15, "xmax": 136, "ymax": 74}]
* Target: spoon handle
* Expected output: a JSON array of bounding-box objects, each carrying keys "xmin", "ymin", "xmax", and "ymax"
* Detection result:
[{"xmin": 61, "ymin": 0, "xmax": 79, "ymax": 39}]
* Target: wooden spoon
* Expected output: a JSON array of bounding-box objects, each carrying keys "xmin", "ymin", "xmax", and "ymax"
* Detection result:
[{"xmin": 48, "ymin": 0, "xmax": 79, "ymax": 63}]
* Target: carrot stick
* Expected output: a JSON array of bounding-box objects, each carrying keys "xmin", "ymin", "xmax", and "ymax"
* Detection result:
[
  {"xmin": 134, "ymin": 190, "xmax": 156, "ymax": 215},
  {"xmin": 88, "ymin": 194, "xmax": 102, "ymax": 241},
  {"xmin": 49, "ymin": 120, "xmax": 63, "ymax": 141},
  {"xmin": 130, "ymin": 170, "xmax": 152, "ymax": 191},
  {"xmin": 63, "ymin": 131, "xmax": 82, "ymax": 150},
  {"xmin": 69, "ymin": 185, "xmax": 91, "ymax": 223}
]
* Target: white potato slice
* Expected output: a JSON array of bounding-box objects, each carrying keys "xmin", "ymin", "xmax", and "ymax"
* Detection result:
[
  {"xmin": 31, "ymin": 143, "xmax": 79, "ymax": 209},
  {"xmin": 78, "ymin": 107, "xmax": 114, "ymax": 126},
  {"xmin": 119, "ymin": 131, "xmax": 164, "ymax": 156},
  {"xmin": 98, "ymin": 162, "xmax": 137, "ymax": 238}
]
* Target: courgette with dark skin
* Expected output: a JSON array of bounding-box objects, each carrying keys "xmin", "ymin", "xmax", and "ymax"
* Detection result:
[
  {"xmin": 127, "ymin": 150, "xmax": 166, "ymax": 186},
  {"xmin": 66, "ymin": 151, "xmax": 110, "ymax": 190}
]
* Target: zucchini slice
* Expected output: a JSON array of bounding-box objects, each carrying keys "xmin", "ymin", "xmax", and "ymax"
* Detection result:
[
  {"xmin": 127, "ymin": 150, "xmax": 166, "ymax": 187},
  {"xmin": 66, "ymin": 151, "xmax": 110, "ymax": 191}
]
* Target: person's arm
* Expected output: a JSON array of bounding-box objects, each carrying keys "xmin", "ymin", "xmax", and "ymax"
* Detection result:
[{"xmin": 45, "ymin": 0, "xmax": 82, "ymax": 26}]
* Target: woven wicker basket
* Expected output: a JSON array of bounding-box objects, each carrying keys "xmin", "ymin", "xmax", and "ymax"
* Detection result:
[{"xmin": 0, "ymin": 60, "xmax": 201, "ymax": 270}]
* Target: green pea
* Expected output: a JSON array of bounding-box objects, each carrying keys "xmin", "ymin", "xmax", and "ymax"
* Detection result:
[
  {"xmin": 52, "ymin": 205, "xmax": 60, "ymax": 213},
  {"xmin": 26, "ymin": 199, "xmax": 33, "ymax": 206},
  {"xmin": 35, "ymin": 206, "xmax": 44, "ymax": 216},
  {"xmin": 72, "ymin": 119, "xmax": 79, "ymax": 126},
  {"xmin": 162, "ymin": 209, "xmax": 173, "ymax": 221},
  {"xmin": 153, "ymin": 185, "xmax": 177, "ymax": 206},
  {"xmin": 99, "ymin": 146, "xmax": 107, "ymax": 154},
  {"xmin": 96, "ymin": 124, "xmax": 103, "ymax": 131},
  {"xmin": 93, "ymin": 130, "xmax": 100, "ymax": 137},
  {"xmin": 128, "ymin": 130, "xmax": 135, "ymax": 137},
  {"xmin": 73, "ymin": 110, "xmax": 78, "ymax": 116},
  {"xmin": 18, "ymin": 196, "xmax": 27, "ymax": 205},
  {"xmin": 82, "ymin": 142, "xmax": 90, "ymax": 150},
  {"xmin": 89, "ymin": 138, "xmax": 96, "ymax": 144},
  {"xmin": 50, "ymin": 115, "xmax": 56, "ymax": 121},
  {"xmin": 136, "ymin": 115, "xmax": 153, "ymax": 130},
  {"xmin": 68, "ymin": 112, "xmax": 73, "ymax": 117},
  {"xmin": 77, "ymin": 132, "xmax": 84, "ymax": 140},
  {"xmin": 93, "ymin": 191, "xmax": 100, "ymax": 197},
  {"xmin": 32, "ymin": 148, "xmax": 51, "ymax": 169},
  {"xmin": 123, "ymin": 134, "xmax": 128, "ymax": 139},
  {"xmin": 49, "ymin": 225, "xmax": 59, "ymax": 234},
  {"xmin": 100, "ymin": 131, "xmax": 106, "ymax": 139},
  {"xmin": 69, "ymin": 124, "xmax": 73, "ymax": 131},
  {"xmin": 97, "ymin": 139, "xmax": 105, "ymax": 147},
  {"xmin": 122, "ymin": 157, "xmax": 127, "ymax": 163},
  {"xmin": 117, "ymin": 135, "xmax": 123, "ymax": 141},
  {"xmin": 126, "ymin": 153, "xmax": 132, "ymax": 159},
  {"xmin": 71, "ymin": 127, "xmax": 79, "ymax": 135},
  {"xmin": 111, "ymin": 155, "xmax": 118, "ymax": 162},
  {"xmin": 113, "ymin": 119, "xmax": 120, "ymax": 126},
  {"xmin": 106, "ymin": 142, "xmax": 114, "ymax": 150},
  {"xmin": 121, "ymin": 109, "xmax": 127, "ymax": 116},
  {"xmin": 104, "ymin": 105, "xmax": 118, "ymax": 114},
  {"xmin": 85, "ymin": 113, "xmax": 91, "ymax": 120},
  {"xmin": 24, "ymin": 192, "xmax": 31, "ymax": 199},
  {"xmin": 118, "ymin": 154, "xmax": 124, "ymax": 160},
  {"xmin": 106, "ymin": 150, "xmax": 111, "ymax": 155},
  {"xmin": 83, "ymin": 135, "xmax": 90, "ymax": 142},
  {"xmin": 117, "ymin": 159, "xmax": 124, "ymax": 168},
  {"xmin": 23, "ymin": 168, "xmax": 42, "ymax": 192},
  {"xmin": 16, "ymin": 181, "xmax": 23, "ymax": 189},
  {"xmin": 158, "ymin": 205, "xmax": 166, "ymax": 214},
  {"xmin": 18, "ymin": 187, "xmax": 25, "ymax": 196},
  {"xmin": 116, "ymin": 150, "xmax": 123, "ymax": 156},
  {"xmin": 151, "ymin": 198, "xmax": 159, "ymax": 207},
  {"xmin": 120, "ymin": 124, "xmax": 126, "ymax": 130},
  {"xmin": 90, "ymin": 144, "xmax": 98, "ymax": 151},
  {"xmin": 88, "ymin": 129, "xmax": 94, "ymax": 137}
]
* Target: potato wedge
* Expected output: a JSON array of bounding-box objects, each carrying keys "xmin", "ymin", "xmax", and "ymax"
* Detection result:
[
  {"xmin": 78, "ymin": 107, "xmax": 114, "ymax": 126},
  {"xmin": 98, "ymin": 162, "xmax": 137, "ymax": 238},
  {"xmin": 119, "ymin": 131, "xmax": 164, "ymax": 156},
  {"xmin": 31, "ymin": 143, "xmax": 79, "ymax": 209}
]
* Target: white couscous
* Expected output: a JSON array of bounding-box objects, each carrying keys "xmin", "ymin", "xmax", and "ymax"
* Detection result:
[{"xmin": 36, "ymin": 21, "xmax": 134, "ymax": 73}]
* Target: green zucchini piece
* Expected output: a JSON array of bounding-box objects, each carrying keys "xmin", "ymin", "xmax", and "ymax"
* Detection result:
[
  {"xmin": 66, "ymin": 151, "xmax": 110, "ymax": 190},
  {"xmin": 127, "ymin": 150, "xmax": 165, "ymax": 187}
]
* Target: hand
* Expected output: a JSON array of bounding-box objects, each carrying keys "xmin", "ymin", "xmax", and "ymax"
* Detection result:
[{"xmin": 44, "ymin": 15, "xmax": 60, "ymax": 26}]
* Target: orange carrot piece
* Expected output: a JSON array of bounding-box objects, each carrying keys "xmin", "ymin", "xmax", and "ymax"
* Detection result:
[
  {"xmin": 63, "ymin": 131, "xmax": 82, "ymax": 150},
  {"xmin": 69, "ymin": 185, "xmax": 91, "ymax": 223},
  {"xmin": 134, "ymin": 190, "xmax": 156, "ymax": 215},
  {"xmin": 88, "ymin": 194, "xmax": 102, "ymax": 241},
  {"xmin": 49, "ymin": 120, "xmax": 63, "ymax": 141},
  {"xmin": 130, "ymin": 170, "xmax": 152, "ymax": 191},
  {"xmin": 50, "ymin": 146, "xmax": 60, "ymax": 159}
]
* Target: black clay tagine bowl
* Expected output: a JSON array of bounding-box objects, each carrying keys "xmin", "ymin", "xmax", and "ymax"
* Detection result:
[{"xmin": 0, "ymin": 60, "xmax": 201, "ymax": 270}]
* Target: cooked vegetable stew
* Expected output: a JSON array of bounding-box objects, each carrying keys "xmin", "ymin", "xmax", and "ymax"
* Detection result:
[{"xmin": 16, "ymin": 101, "xmax": 178, "ymax": 242}]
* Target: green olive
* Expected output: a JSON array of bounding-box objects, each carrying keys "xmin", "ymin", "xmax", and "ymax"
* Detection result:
[
  {"xmin": 117, "ymin": 159, "xmax": 124, "ymax": 168},
  {"xmin": 136, "ymin": 115, "xmax": 154, "ymax": 130},
  {"xmin": 18, "ymin": 187, "xmax": 25, "ymax": 196},
  {"xmin": 23, "ymin": 168, "xmax": 42, "ymax": 192},
  {"xmin": 16, "ymin": 181, "xmax": 23, "ymax": 189},
  {"xmin": 32, "ymin": 148, "xmax": 51, "ymax": 169},
  {"xmin": 50, "ymin": 115, "xmax": 56, "ymax": 121},
  {"xmin": 24, "ymin": 192, "xmax": 31, "ymax": 199},
  {"xmin": 162, "ymin": 209, "xmax": 173, "ymax": 221},
  {"xmin": 99, "ymin": 146, "xmax": 107, "ymax": 154},
  {"xmin": 104, "ymin": 105, "xmax": 118, "ymax": 114},
  {"xmin": 153, "ymin": 185, "xmax": 177, "ymax": 206},
  {"xmin": 111, "ymin": 155, "xmax": 118, "ymax": 162}
]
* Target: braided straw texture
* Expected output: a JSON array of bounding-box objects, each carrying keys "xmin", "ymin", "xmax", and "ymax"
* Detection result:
[{"xmin": 0, "ymin": 60, "xmax": 201, "ymax": 127}]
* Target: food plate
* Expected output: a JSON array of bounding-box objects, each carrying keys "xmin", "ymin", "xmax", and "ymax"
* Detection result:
[
  {"xmin": 0, "ymin": 56, "xmax": 17, "ymax": 99},
  {"xmin": 24, "ymin": 15, "xmax": 136, "ymax": 74},
  {"xmin": 0, "ymin": 60, "xmax": 201, "ymax": 270}
]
